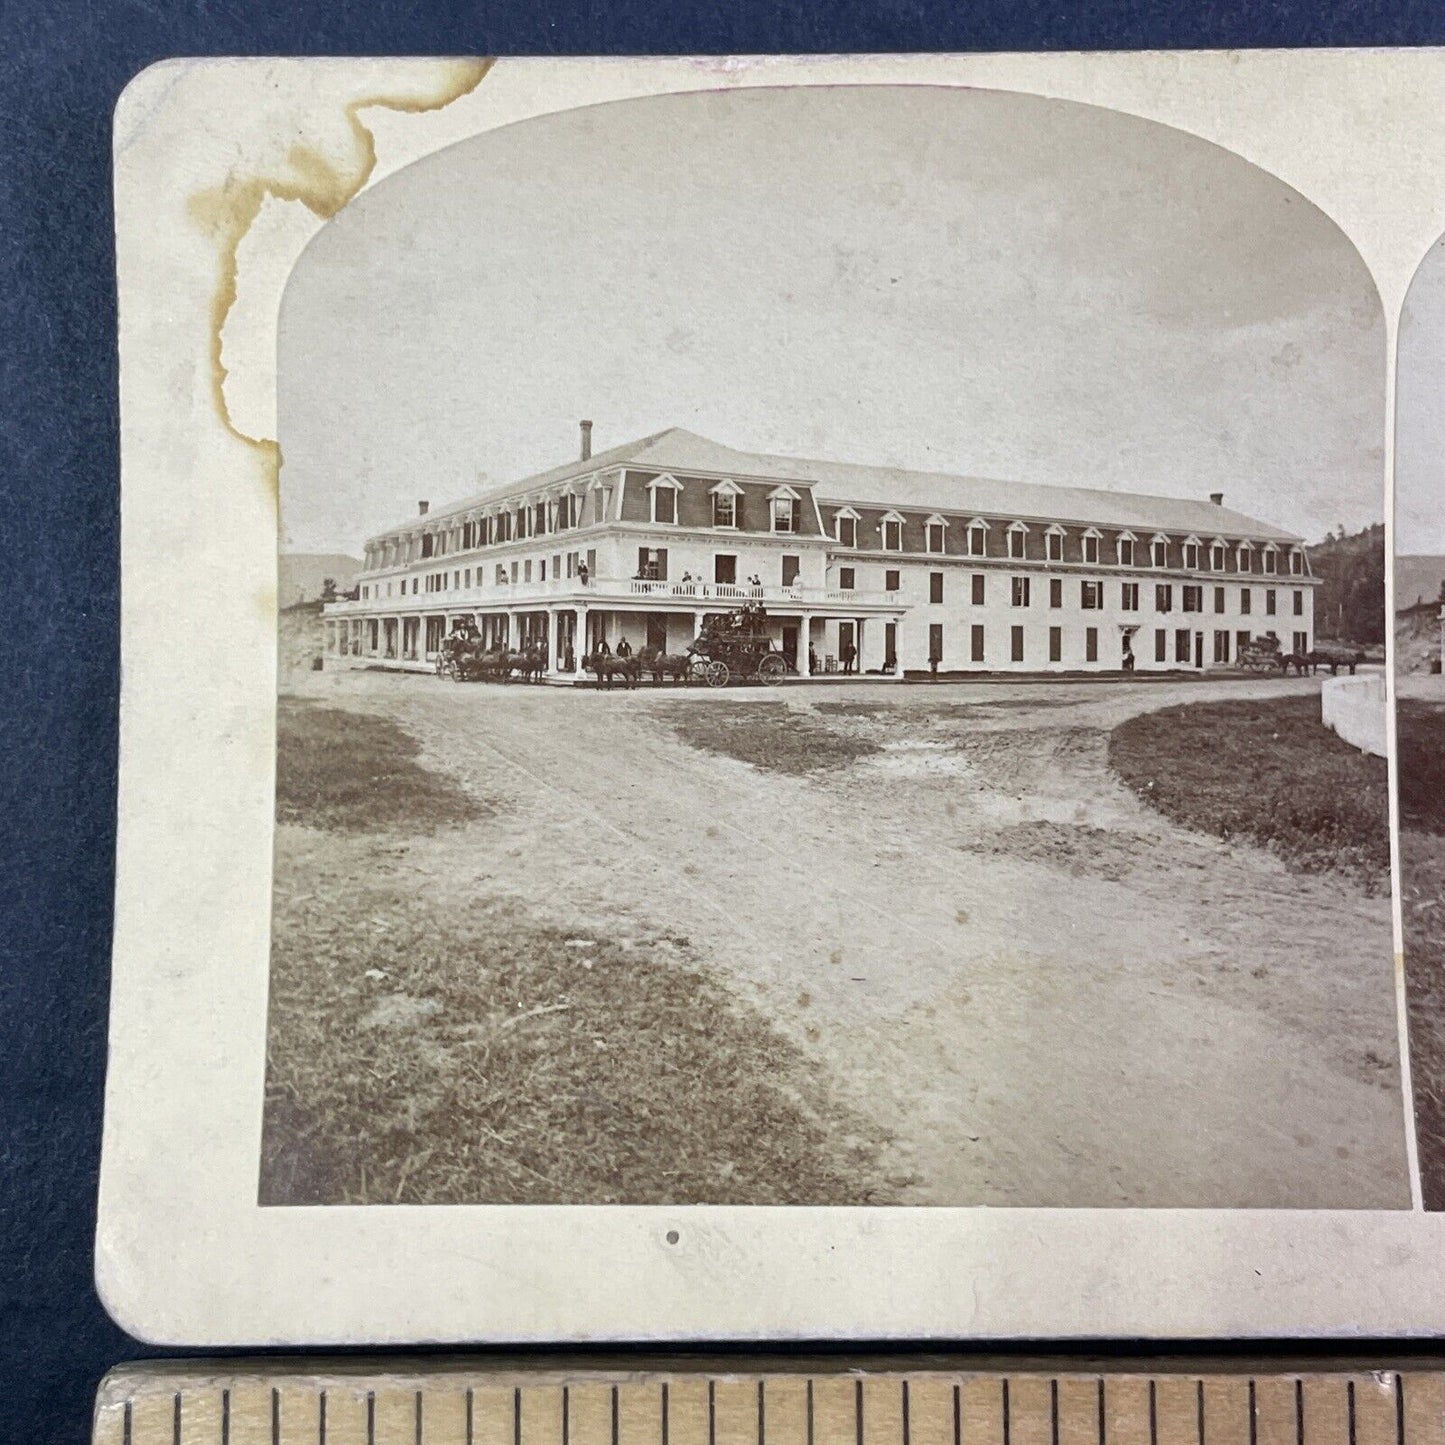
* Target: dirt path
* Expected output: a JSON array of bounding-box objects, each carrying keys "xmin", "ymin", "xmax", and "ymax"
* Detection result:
[{"xmin": 288, "ymin": 671, "xmax": 1411, "ymax": 1208}]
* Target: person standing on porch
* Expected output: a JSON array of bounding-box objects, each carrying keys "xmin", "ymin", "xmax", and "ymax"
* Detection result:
[
  {"xmin": 616, "ymin": 636, "xmax": 632, "ymax": 657},
  {"xmin": 841, "ymin": 639, "xmax": 858, "ymax": 675}
]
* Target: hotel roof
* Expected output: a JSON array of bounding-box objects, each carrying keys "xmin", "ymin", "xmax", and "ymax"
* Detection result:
[{"xmin": 372, "ymin": 427, "xmax": 1301, "ymax": 543}]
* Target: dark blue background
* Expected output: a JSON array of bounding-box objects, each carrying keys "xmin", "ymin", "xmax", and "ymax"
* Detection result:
[{"xmin": 6, "ymin": 4, "xmax": 1445, "ymax": 1442}]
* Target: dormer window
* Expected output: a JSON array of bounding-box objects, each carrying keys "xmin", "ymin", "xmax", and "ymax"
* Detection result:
[
  {"xmin": 835, "ymin": 507, "xmax": 859, "ymax": 549},
  {"xmin": 1210, "ymin": 541, "xmax": 1226, "ymax": 571},
  {"xmin": 1007, "ymin": 521, "xmax": 1028, "ymax": 560},
  {"xmin": 967, "ymin": 519, "xmax": 988, "ymax": 557},
  {"xmin": 1237, "ymin": 541, "xmax": 1254, "ymax": 573},
  {"xmin": 925, "ymin": 516, "xmax": 947, "ymax": 553},
  {"xmin": 709, "ymin": 479, "xmax": 741, "ymax": 529},
  {"xmin": 769, "ymin": 485, "xmax": 801, "ymax": 534},
  {"xmin": 1151, "ymin": 535, "xmax": 1169, "ymax": 568},
  {"xmin": 1045, "ymin": 525, "xmax": 1066, "ymax": 563},
  {"xmin": 1082, "ymin": 527, "xmax": 1102, "ymax": 565},
  {"xmin": 882, "ymin": 510, "xmax": 904, "ymax": 551},
  {"xmin": 1288, "ymin": 547, "xmax": 1304, "ymax": 575},
  {"xmin": 1263, "ymin": 544, "xmax": 1279, "ymax": 575},
  {"xmin": 1183, "ymin": 537, "xmax": 1201, "ymax": 570},
  {"xmin": 647, "ymin": 473, "xmax": 681, "ymax": 525},
  {"xmin": 1116, "ymin": 532, "xmax": 1137, "ymax": 567}
]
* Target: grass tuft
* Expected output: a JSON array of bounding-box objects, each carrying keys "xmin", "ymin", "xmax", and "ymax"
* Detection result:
[
  {"xmin": 1107, "ymin": 694, "xmax": 1389, "ymax": 891},
  {"xmin": 663, "ymin": 703, "xmax": 880, "ymax": 775}
]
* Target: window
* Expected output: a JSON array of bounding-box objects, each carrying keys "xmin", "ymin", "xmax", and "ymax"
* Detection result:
[
  {"xmin": 1182, "ymin": 585, "xmax": 1203, "ymax": 613},
  {"xmin": 1214, "ymin": 586, "xmax": 1225, "ymax": 614},
  {"xmin": 464, "ymin": 568, "xmax": 471, "ymax": 588},
  {"xmin": 411, "ymin": 577, "xmax": 419, "ymax": 594},
  {"xmin": 712, "ymin": 492, "xmax": 737, "ymax": 528},
  {"xmin": 1007, "ymin": 524, "xmax": 1027, "ymax": 559},
  {"xmin": 971, "ymin": 574, "xmax": 985, "ymax": 605},
  {"xmin": 839, "ymin": 567, "xmax": 856, "ymax": 591},
  {"xmin": 1214, "ymin": 630, "xmax": 1230, "ymax": 663},
  {"xmin": 510, "ymin": 561, "xmax": 519, "ymax": 583},
  {"xmin": 1117, "ymin": 535, "xmax": 1136, "ymax": 567},
  {"xmin": 836, "ymin": 510, "xmax": 857, "ymax": 548},
  {"xmin": 1237, "ymin": 629, "xmax": 1251, "ymax": 656},
  {"xmin": 885, "ymin": 569, "xmax": 901, "ymax": 592},
  {"xmin": 1081, "ymin": 581, "xmax": 1103, "ymax": 610},
  {"xmin": 1293, "ymin": 589, "xmax": 1303, "ymax": 616},
  {"xmin": 782, "ymin": 555, "xmax": 801, "ymax": 587},
  {"xmin": 1152, "ymin": 537, "xmax": 1169, "ymax": 568},
  {"xmin": 1046, "ymin": 529, "xmax": 1064, "ymax": 562},
  {"xmin": 1049, "ymin": 626, "xmax": 1062, "ymax": 662},
  {"xmin": 1085, "ymin": 627, "xmax": 1098, "ymax": 663},
  {"xmin": 1266, "ymin": 589, "xmax": 1277, "ymax": 616},
  {"xmin": 929, "ymin": 624, "xmax": 944, "ymax": 665},
  {"xmin": 930, "ymin": 571, "xmax": 944, "ymax": 604},
  {"xmin": 1011, "ymin": 626, "xmax": 1025, "ymax": 663},
  {"xmin": 1050, "ymin": 578, "xmax": 1063, "ymax": 609},
  {"xmin": 967, "ymin": 522, "xmax": 987, "ymax": 557},
  {"xmin": 1293, "ymin": 630, "xmax": 1309, "ymax": 655},
  {"xmin": 1155, "ymin": 629, "xmax": 1167, "ymax": 663},
  {"xmin": 421, "ymin": 532, "xmax": 435, "ymax": 559},
  {"xmin": 926, "ymin": 520, "xmax": 946, "ymax": 553},
  {"xmin": 1082, "ymin": 531, "xmax": 1101, "ymax": 565},
  {"xmin": 971, "ymin": 625, "xmax": 985, "ymax": 663},
  {"xmin": 524, "ymin": 560, "xmax": 533, "ymax": 583},
  {"xmin": 1011, "ymin": 576, "xmax": 1031, "ymax": 608},
  {"xmin": 1183, "ymin": 541, "xmax": 1200, "ymax": 569},
  {"xmin": 882, "ymin": 515, "xmax": 903, "ymax": 550},
  {"xmin": 714, "ymin": 554, "xmax": 737, "ymax": 585},
  {"xmin": 1210, "ymin": 544, "xmax": 1226, "ymax": 571},
  {"xmin": 1241, "ymin": 587, "xmax": 1252, "ymax": 615},
  {"xmin": 592, "ymin": 488, "xmax": 609, "ymax": 524},
  {"xmin": 1122, "ymin": 582, "xmax": 1139, "ymax": 611},
  {"xmin": 1238, "ymin": 544, "xmax": 1254, "ymax": 573},
  {"xmin": 1264, "ymin": 547, "xmax": 1278, "ymax": 575},
  {"xmin": 636, "ymin": 548, "xmax": 665, "ymax": 582},
  {"xmin": 771, "ymin": 495, "xmax": 796, "ymax": 533},
  {"xmin": 1175, "ymin": 629, "xmax": 1191, "ymax": 664},
  {"xmin": 1289, "ymin": 549, "xmax": 1304, "ymax": 576},
  {"xmin": 1155, "ymin": 583, "xmax": 1173, "ymax": 612}
]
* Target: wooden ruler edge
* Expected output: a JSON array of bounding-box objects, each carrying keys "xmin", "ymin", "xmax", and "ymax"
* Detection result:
[{"xmin": 94, "ymin": 1356, "xmax": 1445, "ymax": 1410}]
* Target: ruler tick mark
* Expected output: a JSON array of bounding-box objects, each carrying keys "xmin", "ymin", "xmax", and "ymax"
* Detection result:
[
  {"xmin": 808, "ymin": 1381, "xmax": 816, "ymax": 1445},
  {"xmin": 856, "ymin": 1378, "xmax": 865, "ymax": 1445},
  {"xmin": 903, "ymin": 1380, "xmax": 911, "ymax": 1445},
  {"xmin": 1099, "ymin": 1379, "xmax": 1107, "ymax": 1445},
  {"xmin": 611, "ymin": 1385, "xmax": 619, "ymax": 1445},
  {"xmin": 518, "ymin": 1386, "xmax": 526, "ymax": 1445},
  {"xmin": 953, "ymin": 1385, "xmax": 961, "ymax": 1445},
  {"xmin": 320, "ymin": 1389, "xmax": 328, "ymax": 1445},
  {"xmin": 1196, "ymin": 1380, "xmax": 1205, "ymax": 1445},
  {"xmin": 368, "ymin": 1389, "xmax": 376, "ymax": 1445},
  {"xmin": 710, "ymin": 1381, "xmax": 717, "ymax": 1445},
  {"xmin": 174, "ymin": 1391, "xmax": 182, "ymax": 1445},
  {"xmin": 758, "ymin": 1379, "xmax": 766, "ymax": 1445},
  {"xmin": 1248, "ymin": 1382, "xmax": 1258, "ymax": 1445},
  {"xmin": 1149, "ymin": 1382, "xmax": 1157, "ymax": 1445},
  {"xmin": 566, "ymin": 1386, "xmax": 573, "ymax": 1445},
  {"xmin": 1347, "ymin": 1381, "xmax": 1357, "ymax": 1445},
  {"xmin": 416, "ymin": 1388, "xmax": 425, "ymax": 1445},
  {"xmin": 1050, "ymin": 1380, "xmax": 1059, "ymax": 1445},
  {"xmin": 272, "ymin": 1387, "xmax": 280, "ymax": 1445},
  {"xmin": 1003, "ymin": 1379, "xmax": 1012, "ymax": 1445},
  {"xmin": 1295, "ymin": 1380, "xmax": 1304, "ymax": 1445},
  {"xmin": 124, "ymin": 1400, "xmax": 133, "ymax": 1445},
  {"xmin": 467, "ymin": 1388, "xmax": 475, "ymax": 1445},
  {"xmin": 1395, "ymin": 1377, "xmax": 1406, "ymax": 1445},
  {"xmin": 222, "ymin": 1387, "xmax": 231, "ymax": 1445}
]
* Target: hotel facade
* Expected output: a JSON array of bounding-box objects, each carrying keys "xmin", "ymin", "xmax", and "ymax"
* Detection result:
[{"xmin": 321, "ymin": 425, "xmax": 1317, "ymax": 679}]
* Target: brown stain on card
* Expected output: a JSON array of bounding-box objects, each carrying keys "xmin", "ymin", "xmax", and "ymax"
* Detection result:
[{"xmin": 186, "ymin": 60, "xmax": 493, "ymax": 501}]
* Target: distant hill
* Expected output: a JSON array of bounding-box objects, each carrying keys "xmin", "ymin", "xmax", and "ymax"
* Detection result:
[
  {"xmin": 279, "ymin": 552, "xmax": 360, "ymax": 608},
  {"xmin": 1306, "ymin": 522, "xmax": 1385, "ymax": 644},
  {"xmin": 1397, "ymin": 554, "xmax": 1445, "ymax": 613}
]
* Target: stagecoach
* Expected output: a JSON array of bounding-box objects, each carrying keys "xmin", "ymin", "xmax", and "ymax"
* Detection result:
[
  {"xmin": 1238, "ymin": 636, "xmax": 1283, "ymax": 674},
  {"xmin": 687, "ymin": 608, "xmax": 789, "ymax": 687}
]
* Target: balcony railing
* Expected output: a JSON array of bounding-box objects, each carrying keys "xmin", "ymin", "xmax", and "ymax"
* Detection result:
[{"xmin": 325, "ymin": 576, "xmax": 900, "ymax": 613}]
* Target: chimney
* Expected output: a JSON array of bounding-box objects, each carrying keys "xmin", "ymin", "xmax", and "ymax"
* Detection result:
[
  {"xmin": 1209, "ymin": 492, "xmax": 1224, "ymax": 506},
  {"xmin": 418, "ymin": 500, "xmax": 429, "ymax": 516},
  {"xmin": 579, "ymin": 419, "xmax": 593, "ymax": 461}
]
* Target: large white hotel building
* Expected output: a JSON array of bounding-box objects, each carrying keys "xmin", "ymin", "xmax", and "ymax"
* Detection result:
[{"xmin": 321, "ymin": 424, "xmax": 1316, "ymax": 680}]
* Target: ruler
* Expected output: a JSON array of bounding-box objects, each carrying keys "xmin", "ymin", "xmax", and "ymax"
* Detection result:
[{"xmin": 92, "ymin": 1361, "xmax": 1445, "ymax": 1445}]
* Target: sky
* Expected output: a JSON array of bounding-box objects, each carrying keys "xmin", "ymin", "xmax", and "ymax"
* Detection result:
[
  {"xmin": 278, "ymin": 85, "xmax": 1386, "ymax": 557},
  {"xmin": 1397, "ymin": 237, "xmax": 1445, "ymax": 558}
]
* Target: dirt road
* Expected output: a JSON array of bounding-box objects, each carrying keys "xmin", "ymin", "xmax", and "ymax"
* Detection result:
[{"xmin": 286, "ymin": 669, "xmax": 1411, "ymax": 1208}]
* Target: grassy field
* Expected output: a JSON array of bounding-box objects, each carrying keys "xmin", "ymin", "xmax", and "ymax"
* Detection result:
[
  {"xmin": 1399, "ymin": 701, "xmax": 1445, "ymax": 1209},
  {"xmin": 275, "ymin": 697, "xmax": 488, "ymax": 833},
  {"xmin": 1108, "ymin": 694, "xmax": 1390, "ymax": 891},
  {"xmin": 262, "ymin": 698, "xmax": 898, "ymax": 1205}
]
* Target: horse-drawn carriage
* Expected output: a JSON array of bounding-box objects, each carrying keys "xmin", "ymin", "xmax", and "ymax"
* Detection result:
[
  {"xmin": 1238, "ymin": 636, "xmax": 1283, "ymax": 674},
  {"xmin": 686, "ymin": 606, "xmax": 789, "ymax": 687},
  {"xmin": 435, "ymin": 624, "xmax": 546, "ymax": 683}
]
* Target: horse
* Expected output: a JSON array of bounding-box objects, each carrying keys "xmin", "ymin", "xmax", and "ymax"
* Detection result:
[
  {"xmin": 638, "ymin": 644, "xmax": 694, "ymax": 685},
  {"xmin": 1307, "ymin": 648, "xmax": 1365, "ymax": 676},
  {"xmin": 1276, "ymin": 650, "xmax": 1312, "ymax": 677},
  {"xmin": 583, "ymin": 650, "xmax": 641, "ymax": 689},
  {"xmin": 501, "ymin": 646, "xmax": 547, "ymax": 683}
]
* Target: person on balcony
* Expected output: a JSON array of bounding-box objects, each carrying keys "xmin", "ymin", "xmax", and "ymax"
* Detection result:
[{"xmin": 577, "ymin": 559, "xmax": 590, "ymax": 586}]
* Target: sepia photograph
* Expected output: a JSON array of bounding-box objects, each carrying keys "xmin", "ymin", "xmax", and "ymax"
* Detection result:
[
  {"xmin": 1396, "ymin": 234, "xmax": 1445, "ymax": 1207},
  {"xmin": 259, "ymin": 84, "xmax": 1404, "ymax": 1211}
]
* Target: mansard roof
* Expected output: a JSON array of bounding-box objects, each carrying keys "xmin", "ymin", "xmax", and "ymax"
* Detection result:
[{"xmin": 368, "ymin": 426, "xmax": 1300, "ymax": 544}]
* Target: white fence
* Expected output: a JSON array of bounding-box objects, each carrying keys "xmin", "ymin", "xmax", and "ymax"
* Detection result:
[{"xmin": 1321, "ymin": 672, "xmax": 1387, "ymax": 757}]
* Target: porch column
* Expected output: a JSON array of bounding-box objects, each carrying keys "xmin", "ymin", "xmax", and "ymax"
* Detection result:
[
  {"xmin": 548, "ymin": 607, "xmax": 560, "ymax": 675},
  {"xmin": 507, "ymin": 610, "xmax": 518, "ymax": 650},
  {"xmin": 856, "ymin": 618, "xmax": 865, "ymax": 675},
  {"xmin": 798, "ymin": 616, "xmax": 811, "ymax": 677},
  {"xmin": 693, "ymin": 610, "xmax": 705, "ymax": 639},
  {"xmin": 574, "ymin": 606, "xmax": 590, "ymax": 679},
  {"xmin": 893, "ymin": 614, "xmax": 908, "ymax": 681}
]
